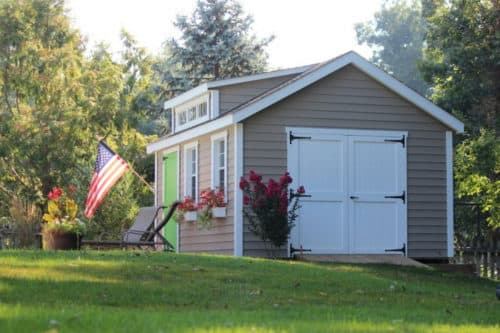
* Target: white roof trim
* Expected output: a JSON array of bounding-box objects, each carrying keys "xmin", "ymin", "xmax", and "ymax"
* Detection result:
[
  {"xmin": 233, "ymin": 51, "xmax": 464, "ymax": 133},
  {"xmin": 163, "ymin": 65, "xmax": 312, "ymax": 110},
  {"xmin": 150, "ymin": 51, "xmax": 464, "ymax": 154}
]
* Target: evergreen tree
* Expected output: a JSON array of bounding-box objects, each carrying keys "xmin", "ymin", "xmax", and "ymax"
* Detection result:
[
  {"xmin": 163, "ymin": 0, "xmax": 273, "ymax": 91},
  {"xmin": 355, "ymin": 0, "xmax": 429, "ymax": 95}
]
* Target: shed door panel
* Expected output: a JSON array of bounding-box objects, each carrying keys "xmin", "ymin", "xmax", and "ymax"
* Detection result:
[
  {"xmin": 290, "ymin": 135, "xmax": 348, "ymax": 253},
  {"xmin": 348, "ymin": 136, "xmax": 406, "ymax": 254}
]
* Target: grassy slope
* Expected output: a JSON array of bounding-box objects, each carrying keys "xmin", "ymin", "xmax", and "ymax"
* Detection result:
[{"xmin": 0, "ymin": 251, "xmax": 498, "ymax": 333}]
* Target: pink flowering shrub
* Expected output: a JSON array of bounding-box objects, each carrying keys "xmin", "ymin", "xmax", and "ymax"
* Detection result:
[{"xmin": 239, "ymin": 170, "xmax": 305, "ymax": 248}]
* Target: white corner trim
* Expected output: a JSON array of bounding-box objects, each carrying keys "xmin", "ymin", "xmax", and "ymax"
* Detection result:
[
  {"xmin": 446, "ymin": 131, "xmax": 454, "ymax": 257},
  {"xmin": 210, "ymin": 90, "xmax": 220, "ymax": 118},
  {"xmin": 233, "ymin": 123, "xmax": 244, "ymax": 256},
  {"xmin": 146, "ymin": 114, "xmax": 233, "ymax": 154}
]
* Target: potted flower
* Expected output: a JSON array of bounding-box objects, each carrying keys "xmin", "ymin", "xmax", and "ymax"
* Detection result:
[
  {"xmin": 177, "ymin": 196, "xmax": 198, "ymax": 222},
  {"xmin": 199, "ymin": 188, "xmax": 226, "ymax": 218},
  {"xmin": 42, "ymin": 186, "xmax": 86, "ymax": 250}
]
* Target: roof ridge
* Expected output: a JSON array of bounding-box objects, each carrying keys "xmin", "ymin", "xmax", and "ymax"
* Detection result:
[{"xmin": 228, "ymin": 52, "xmax": 348, "ymax": 113}]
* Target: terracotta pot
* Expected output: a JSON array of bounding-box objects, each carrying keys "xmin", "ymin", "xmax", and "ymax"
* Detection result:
[{"xmin": 42, "ymin": 230, "xmax": 80, "ymax": 250}]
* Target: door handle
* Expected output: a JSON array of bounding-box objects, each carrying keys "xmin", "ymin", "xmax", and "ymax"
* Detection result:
[{"xmin": 350, "ymin": 196, "xmax": 359, "ymax": 199}]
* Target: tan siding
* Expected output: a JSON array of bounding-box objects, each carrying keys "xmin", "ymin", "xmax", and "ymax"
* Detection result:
[
  {"xmin": 218, "ymin": 75, "xmax": 298, "ymax": 114},
  {"xmin": 177, "ymin": 126, "xmax": 235, "ymax": 254},
  {"xmin": 243, "ymin": 65, "xmax": 449, "ymax": 258}
]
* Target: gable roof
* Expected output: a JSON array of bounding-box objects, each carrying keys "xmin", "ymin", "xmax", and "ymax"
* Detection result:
[
  {"xmin": 163, "ymin": 64, "xmax": 314, "ymax": 110},
  {"xmin": 148, "ymin": 51, "xmax": 464, "ymax": 154}
]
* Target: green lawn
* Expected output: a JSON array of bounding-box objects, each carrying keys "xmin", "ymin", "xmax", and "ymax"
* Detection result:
[{"xmin": 0, "ymin": 251, "xmax": 498, "ymax": 332}]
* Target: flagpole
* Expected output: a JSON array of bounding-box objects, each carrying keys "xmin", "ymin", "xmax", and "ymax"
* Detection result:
[{"xmin": 129, "ymin": 165, "xmax": 154, "ymax": 193}]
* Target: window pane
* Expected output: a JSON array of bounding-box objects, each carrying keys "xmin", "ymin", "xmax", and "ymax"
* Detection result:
[
  {"xmin": 219, "ymin": 169, "xmax": 225, "ymax": 191},
  {"xmin": 191, "ymin": 149, "xmax": 196, "ymax": 174},
  {"xmin": 191, "ymin": 176, "xmax": 196, "ymax": 198},
  {"xmin": 198, "ymin": 102, "xmax": 207, "ymax": 117},
  {"xmin": 179, "ymin": 111, "xmax": 186, "ymax": 125},
  {"xmin": 188, "ymin": 107, "xmax": 196, "ymax": 121}
]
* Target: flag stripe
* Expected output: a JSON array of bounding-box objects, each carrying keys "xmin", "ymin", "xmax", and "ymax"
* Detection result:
[{"xmin": 84, "ymin": 142, "xmax": 129, "ymax": 218}]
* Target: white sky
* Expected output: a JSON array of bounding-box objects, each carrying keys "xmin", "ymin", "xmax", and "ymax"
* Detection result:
[{"xmin": 67, "ymin": 0, "xmax": 383, "ymax": 69}]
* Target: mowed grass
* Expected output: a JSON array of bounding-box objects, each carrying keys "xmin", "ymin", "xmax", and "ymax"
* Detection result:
[{"xmin": 0, "ymin": 251, "xmax": 498, "ymax": 332}]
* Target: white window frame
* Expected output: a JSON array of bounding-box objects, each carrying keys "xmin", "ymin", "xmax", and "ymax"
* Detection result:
[
  {"xmin": 183, "ymin": 141, "xmax": 198, "ymax": 201},
  {"xmin": 174, "ymin": 95, "xmax": 210, "ymax": 132},
  {"xmin": 211, "ymin": 131, "xmax": 228, "ymax": 200}
]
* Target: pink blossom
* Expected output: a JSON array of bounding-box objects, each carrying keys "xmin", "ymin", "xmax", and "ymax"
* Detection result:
[{"xmin": 239, "ymin": 177, "xmax": 249, "ymax": 190}]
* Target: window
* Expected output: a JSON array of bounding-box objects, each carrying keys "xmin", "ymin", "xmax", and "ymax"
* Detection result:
[
  {"xmin": 211, "ymin": 132, "xmax": 227, "ymax": 197},
  {"xmin": 175, "ymin": 97, "xmax": 209, "ymax": 132},
  {"xmin": 184, "ymin": 142, "xmax": 198, "ymax": 200}
]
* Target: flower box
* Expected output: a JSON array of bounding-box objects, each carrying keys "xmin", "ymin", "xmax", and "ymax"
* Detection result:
[
  {"xmin": 184, "ymin": 211, "xmax": 197, "ymax": 222},
  {"xmin": 212, "ymin": 207, "xmax": 226, "ymax": 218}
]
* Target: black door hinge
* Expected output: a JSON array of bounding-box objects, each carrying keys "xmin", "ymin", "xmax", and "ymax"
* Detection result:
[
  {"xmin": 384, "ymin": 135, "xmax": 406, "ymax": 148},
  {"xmin": 289, "ymin": 131, "xmax": 312, "ymax": 144},
  {"xmin": 385, "ymin": 191, "xmax": 406, "ymax": 204},
  {"xmin": 385, "ymin": 243, "xmax": 406, "ymax": 256}
]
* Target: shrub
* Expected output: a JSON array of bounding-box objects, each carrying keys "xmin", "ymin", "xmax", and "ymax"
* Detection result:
[{"xmin": 239, "ymin": 170, "xmax": 305, "ymax": 248}]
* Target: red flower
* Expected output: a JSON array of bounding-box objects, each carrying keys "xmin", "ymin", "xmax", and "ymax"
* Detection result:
[
  {"xmin": 68, "ymin": 185, "xmax": 76, "ymax": 193},
  {"xmin": 249, "ymin": 170, "xmax": 262, "ymax": 182},
  {"xmin": 297, "ymin": 186, "xmax": 305, "ymax": 194},
  {"xmin": 279, "ymin": 172, "xmax": 293, "ymax": 186},
  {"xmin": 243, "ymin": 195, "xmax": 250, "ymax": 205},
  {"xmin": 48, "ymin": 188, "xmax": 63, "ymax": 201},
  {"xmin": 239, "ymin": 177, "xmax": 249, "ymax": 190}
]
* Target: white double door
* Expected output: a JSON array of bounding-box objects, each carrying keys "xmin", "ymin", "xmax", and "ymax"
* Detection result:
[{"xmin": 288, "ymin": 128, "xmax": 407, "ymax": 255}]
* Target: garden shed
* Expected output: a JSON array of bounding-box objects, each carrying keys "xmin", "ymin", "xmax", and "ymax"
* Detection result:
[{"xmin": 147, "ymin": 51, "xmax": 464, "ymax": 260}]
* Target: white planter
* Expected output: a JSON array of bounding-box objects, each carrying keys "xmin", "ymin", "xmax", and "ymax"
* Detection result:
[
  {"xmin": 184, "ymin": 211, "xmax": 197, "ymax": 222},
  {"xmin": 212, "ymin": 207, "xmax": 226, "ymax": 218}
]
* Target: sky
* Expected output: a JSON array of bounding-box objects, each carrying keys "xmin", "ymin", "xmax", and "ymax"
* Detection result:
[{"xmin": 67, "ymin": 0, "xmax": 384, "ymax": 69}]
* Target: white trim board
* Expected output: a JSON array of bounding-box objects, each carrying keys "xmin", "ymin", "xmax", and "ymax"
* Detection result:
[
  {"xmin": 446, "ymin": 131, "xmax": 454, "ymax": 257},
  {"xmin": 233, "ymin": 123, "xmax": 244, "ymax": 256}
]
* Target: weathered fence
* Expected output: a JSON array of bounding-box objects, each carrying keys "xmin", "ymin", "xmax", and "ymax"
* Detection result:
[{"xmin": 453, "ymin": 201, "xmax": 499, "ymax": 279}]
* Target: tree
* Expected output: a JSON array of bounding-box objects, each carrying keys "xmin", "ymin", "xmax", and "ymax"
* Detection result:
[
  {"xmin": 355, "ymin": 0, "xmax": 429, "ymax": 95},
  {"xmin": 0, "ymin": 0, "xmax": 154, "ymax": 240},
  {"xmin": 420, "ymin": 0, "xmax": 499, "ymax": 134},
  {"xmin": 163, "ymin": 0, "xmax": 273, "ymax": 90},
  {"xmin": 455, "ymin": 130, "xmax": 499, "ymax": 229}
]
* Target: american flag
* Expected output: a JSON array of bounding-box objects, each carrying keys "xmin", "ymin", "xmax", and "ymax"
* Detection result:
[{"xmin": 84, "ymin": 141, "xmax": 129, "ymax": 218}]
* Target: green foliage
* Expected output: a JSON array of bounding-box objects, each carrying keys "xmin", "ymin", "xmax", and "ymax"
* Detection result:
[
  {"xmin": 85, "ymin": 173, "xmax": 141, "ymax": 240},
  {"xmin": 163, "ymin": 0, "xmax": 273, "ymax": 90},
  {"xmin": 0, "ymin": 0, "xmax": 154, "ymax": 241},
  {"xmin": 420, "ymin": 0, "xmax": 499, "ymax": 133},
  {"xmin": 355, "ymin": 0, "xmax": 429, "ymax": 95},
  {"xmin": 455, "ymin": 130, "xmax": 499, "ymax": 228}
]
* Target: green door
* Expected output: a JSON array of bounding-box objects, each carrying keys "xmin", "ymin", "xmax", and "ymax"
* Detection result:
[{"xmin": 163, "ymin": 151, "xmax": 178, "ymax": 250}]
